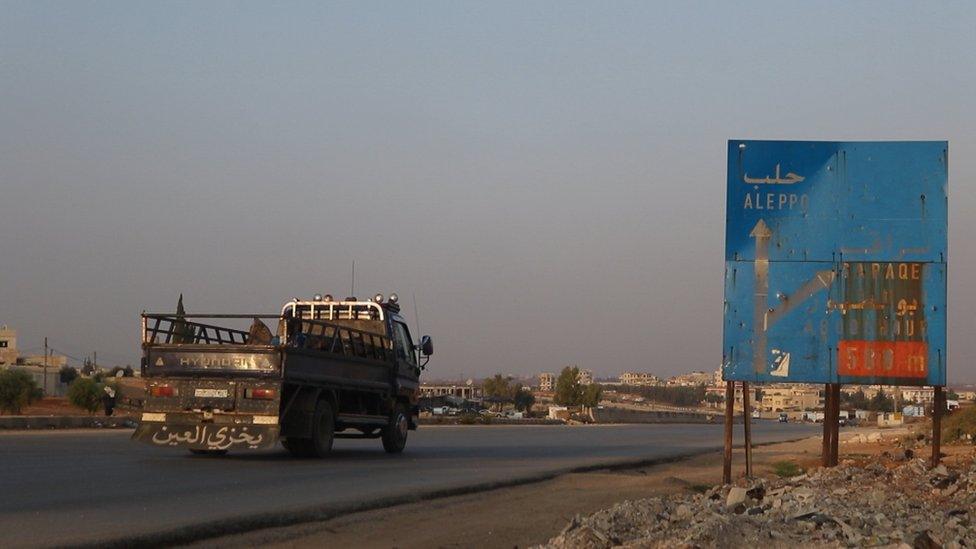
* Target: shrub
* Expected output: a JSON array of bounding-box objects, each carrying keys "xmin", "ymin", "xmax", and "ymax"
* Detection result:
[
  {"xmin": 458, "ymin": 412, "xmax": 479, "ymax": 425},
  {"xmin": 514, "ymin": 387, "xmax": 535, "ymax": 412},
  {"xmin": 771, "ymin": 460, "xmax": 803, "ymax": 478},
  {"xmin": 943, "ymin": 405, "xmax": 976, "ymax": 443},
  {"xmin": 68, "ymin": 377, "xmax": 103, "ymax": 415},
  {"xmin": 581, "ymin": 384, "xmax": 603, "ymax": 408},
  {"xmin": 0, "ymin": 369, "xmax": 41, "ymax": 415},
  {"xmin": 616, "ymin": 384, "xmax": 707, "ymax": 407},
  {"xmin": 59, "ymin": 366, "xmax": 79, "ymax": 385}
]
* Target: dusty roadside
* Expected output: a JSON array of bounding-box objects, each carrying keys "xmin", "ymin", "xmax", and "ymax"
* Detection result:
[{"xmin": 194, "ymin": 428, "xmax": 933, "ymax": 549}]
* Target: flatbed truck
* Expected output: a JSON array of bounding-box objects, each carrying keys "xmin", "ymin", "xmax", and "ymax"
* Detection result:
[{"xmin": 132, "ymin": 294, "xmax": 431, "ymax": 457}]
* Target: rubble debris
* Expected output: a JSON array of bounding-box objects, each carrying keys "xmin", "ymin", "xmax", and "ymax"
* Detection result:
[{"xmin": 537, "ymin": 455, "xmax": 976, "ymax": 548}]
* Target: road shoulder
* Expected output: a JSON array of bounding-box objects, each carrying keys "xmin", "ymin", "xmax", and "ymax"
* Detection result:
[{"xmin": 196, "ymin": 434, "xmax": 833, "ymax": 549}]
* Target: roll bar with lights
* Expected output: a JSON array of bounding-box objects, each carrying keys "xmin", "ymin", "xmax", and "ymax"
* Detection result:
[{"xmin": 281, "ymin": 298, "xmax": 385, "ymax": 322}]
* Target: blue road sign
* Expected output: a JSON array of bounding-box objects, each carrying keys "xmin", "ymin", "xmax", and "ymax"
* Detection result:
[{"xmin": 723, "ymin": 140, "xmax": 947, "ymax": 386}]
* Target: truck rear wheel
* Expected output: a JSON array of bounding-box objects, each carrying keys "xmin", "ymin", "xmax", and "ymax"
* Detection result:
[
  {"xmin": 284, "ymin": 400, "xmax": 335, "ymax": 458},
  {"xmin": 382, "ymin": 403, "xmax": 409, "ymax": 454},
  {"xmin": 309, "ymin": 400, "xmax": 335, "ymax": 457}
]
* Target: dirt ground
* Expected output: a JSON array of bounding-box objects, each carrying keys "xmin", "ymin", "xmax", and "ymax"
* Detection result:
[
  {"xmin": 197, "ymin": 427, "xmax": 970, "ymax": 549},
  {"xmin": 17, "ymin": 397, "xmax": 90, "ymax": 416}
]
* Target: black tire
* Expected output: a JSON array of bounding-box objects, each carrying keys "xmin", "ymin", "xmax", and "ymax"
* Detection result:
[
  {"xmin": 282, "ymin": 438, "xmax": 313, "ymax": 458},
  {"xmin": 309, "ymin": 399, "xmax": 335, "ymax": 458},
  {"xmin": 382, "ymin": 403, "xmax": 409, "ymax": 454},
  {"xmin": 188, "ymin": 449, "xmax": 228, "ymax": 456}
]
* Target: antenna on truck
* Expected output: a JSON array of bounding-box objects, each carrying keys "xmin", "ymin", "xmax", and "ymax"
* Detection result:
[
  {"xmin": 412, "ymin": 292, "xmax": 422, "ymax": 337},
  {"xmin": 351, "ymin": 261, "xmax": 356, "ymax": 298}
]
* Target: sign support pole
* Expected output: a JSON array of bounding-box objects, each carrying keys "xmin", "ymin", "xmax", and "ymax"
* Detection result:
[
  {"xmin": 932, "ymin": 386, "xmax": 944, "ymax": 468},
  {"xmin": 830, "ymin": 383, "xmax": 841, "ymax": 466},
  {"xmin": 723, "ymin": 380, "xmax": 734, "ymax": 484},
  {"xmin": 822, "ymin": 383, "xmax": 832, "ymax": 467},
  {"xmin": 742, "ymin": 381, "xmax": 753, "ymax": 477}
]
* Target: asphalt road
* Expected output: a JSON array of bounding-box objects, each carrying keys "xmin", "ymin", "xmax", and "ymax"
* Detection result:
[{"xmin": 0, "ymin": 422, "xmax": 816, "ymax": 547}]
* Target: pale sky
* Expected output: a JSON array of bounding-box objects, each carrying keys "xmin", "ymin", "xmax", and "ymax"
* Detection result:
[{"xmin": 2, "ymin": 1, "xmax": 974, "ymax": 382}]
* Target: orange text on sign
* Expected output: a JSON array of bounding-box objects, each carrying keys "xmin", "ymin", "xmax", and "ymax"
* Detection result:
[{"xmin": 837, "ymin": 341, "xmax": 927, "ymax": 379}]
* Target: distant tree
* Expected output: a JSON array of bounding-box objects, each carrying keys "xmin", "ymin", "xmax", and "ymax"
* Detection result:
[
  {"xmin": 704, "ymin": 393, "xmax": 724, "ymax": 405},
  {"xmin": 482, "ymin": 374, "xmax": 514, "ymax": 400},
  {"xmin": 67, "ymin": 377, "xmax": 102, "ymax": 415},
  {"xmin": 554, "ymin": 366, "xmax": 583, "ymax": 406},
  {"xmin": 0, "ymin": 370, "xmax": 41, "ymax": 415},
  {"xmin": 616, "ymin": 384, "xmax": 706, "ymax": 407},
  {"xmin": 948, "ymin": 390, "xmax": 960, "ymax": 401},
  {"xmin": 841, "ymin": 389, "xmax": 870, "ymax": 410},
  {"xmin": 59, "ymin": 366, "xmax": 79, "ymax": 385},
  {"xmin": 581, "ymin": 384, "xmax": 603, "ymax": 408},
  {"xmin": 123, "ymin": 366, "xmax": 135, "ymax": 377},
  {"xmin": 513, "ymin": 387, "xmax": 535, "ymax": 413},
  {"xmin": 869, "ymin": 389, "xmax": 894, "ymax": 412}
]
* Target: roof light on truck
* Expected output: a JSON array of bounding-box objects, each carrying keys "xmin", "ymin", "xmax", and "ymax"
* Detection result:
[
  {"xmin": 245, "ymin": 388, "xmax": 276, "ymax": 400},
  {"xmin": 373, "ymin": 293, "xmax": 384, "ymax": 303},
  {"xmin": 388, "ymin": 293, "xmax": 398, "ymax": 303}
]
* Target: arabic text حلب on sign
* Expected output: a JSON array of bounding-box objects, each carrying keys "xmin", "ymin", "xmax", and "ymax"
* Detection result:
[
  {"xmin": 743, "ymin": 164, "xmax": 805, "ymax": 185},
  {"xmin": 742, "ymin": 163, "xmax": 810, "ymax": 212}
]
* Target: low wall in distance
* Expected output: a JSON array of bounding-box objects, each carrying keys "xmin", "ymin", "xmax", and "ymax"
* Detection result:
[
  {"xmin": 0, "ymin": 415, "xmax": 136, "ymax": 430},
  {"xmin": 592, "ymin": 407, "xmax": 728, "ymax": 424}
]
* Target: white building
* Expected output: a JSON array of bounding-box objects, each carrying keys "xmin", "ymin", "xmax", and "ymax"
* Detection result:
[
  {"xmin": 619, "ymin": 372, "xmax": 659, "ymax": 386},
  {"xmin": 0, "ymin": 325, "xmax": 17, "ymax": 365}
]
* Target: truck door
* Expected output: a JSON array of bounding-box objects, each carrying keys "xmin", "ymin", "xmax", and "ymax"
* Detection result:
[{"xmin": 392, "ymin": 321, "xmax": 419, "ymax": 378}]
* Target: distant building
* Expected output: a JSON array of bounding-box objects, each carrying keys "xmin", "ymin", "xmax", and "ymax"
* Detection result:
[
  {"xmin": 878, "ymin": 412, "xmax": 904, "ymax": 427},
  {"xmin": 758, "ymin": 385, "xmax": 824, "ymax": 413},
  {"xmin": 538, "ymin": 372, "xmax": 555, "ymax": 392},
  {"xmin": 19, "ymin": 354, "xmax": 68, "ymax": 369},
  {"xmin": 900, "ymin": 387, "xmax": 935, "ymax": 404},
  {"xmin": 420, "ymin": 384, "xmax": 482, "ymax": 400},
  {"xmin": 5, "ymin": 363, "xmax": 65, "ymax": 397},
  {"xmin": 668, "ymin": 371, "xmax": 714, "ymax": 386},
  {"xmin": 705, "ymin": 383, "xmax": 747, "ymax": 411},
  {"xmin": 0, "ymin": 325, "xmax": 17, "ymax": 365},
  {"xmin": 578, "ymin": 369, "xmax": 594, "ymax": 385},
  {"xmin": 619, "ymin": 372, "xmax": 659, "ymax": 386}
]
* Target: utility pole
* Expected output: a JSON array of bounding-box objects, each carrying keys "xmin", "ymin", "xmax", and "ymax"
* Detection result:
[
  {"xmin": 43, "ymin": 337, "xmax": 48, "ymax": 396},
  {"xmin": 93, "ymin": 351, "xmax": 97, "ymax": 373}
]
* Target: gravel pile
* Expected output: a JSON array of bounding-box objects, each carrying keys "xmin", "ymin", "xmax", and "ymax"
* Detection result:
[{"xmin": 538, "ymin": 455, "xmax": 976, "ymax": 548}]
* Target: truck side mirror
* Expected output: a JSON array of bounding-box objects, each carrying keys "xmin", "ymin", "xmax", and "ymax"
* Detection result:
[{"xmin": 419, "ymin": 335, "xmax": 433, "ymax": 356}]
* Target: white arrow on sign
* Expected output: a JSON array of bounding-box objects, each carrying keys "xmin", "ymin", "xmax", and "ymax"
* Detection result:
[
  {"xmin": 750, "ymin": 220, "xmax": 771, "ymax": 373},
  {"xmin": 749, "ymin": 219, "xmax": 835, "ymax": 374}
]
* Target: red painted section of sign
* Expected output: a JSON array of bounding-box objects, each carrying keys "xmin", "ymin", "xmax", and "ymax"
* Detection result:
[{"xmin": 837, "ymin": 341, "xmax": 928, "ymax": 378}]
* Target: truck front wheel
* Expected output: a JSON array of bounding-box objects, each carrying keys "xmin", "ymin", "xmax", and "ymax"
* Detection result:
[{"xmin": 382, "ymin": 403, "xmax": 409, "ymax": 454}]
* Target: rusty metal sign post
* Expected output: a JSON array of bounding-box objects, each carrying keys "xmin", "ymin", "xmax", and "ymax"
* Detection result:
[{"xmin": 722, "ymin": 140, "xmax": 948, "ymax": 479}]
